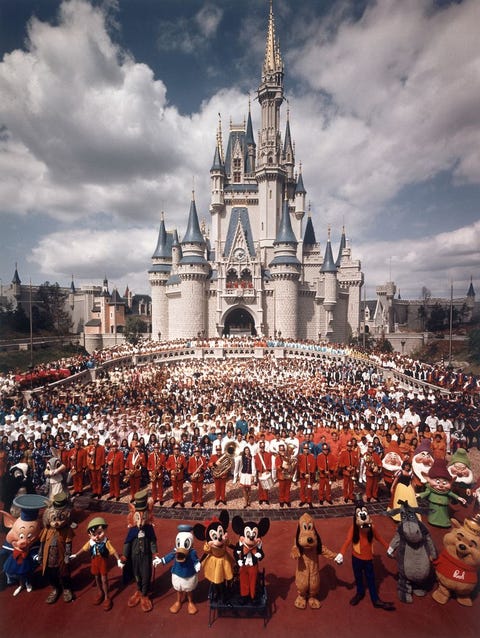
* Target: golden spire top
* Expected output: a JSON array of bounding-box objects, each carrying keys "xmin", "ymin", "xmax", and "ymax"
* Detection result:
[{"xmin": 263, "ymin": 0, "xmax": 283, "ymax": 78}]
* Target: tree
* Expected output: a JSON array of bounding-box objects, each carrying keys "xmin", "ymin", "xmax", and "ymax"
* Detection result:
[
  {"xmin": 469, "ymin": 328, "xmax": 480, "ymax": 364},
  {"xmin": 124, "ymin": 316, "xmax": 147, "ymax": 345},
  {"xmin": 418, "ymin": 286, "xmax": 431, "ymax": 331},
  {"xmin": 426, "ymin": 303, "xmax": 446, "ymax": 332},
  {"xmin": 376, "ymin": 337, "xmax": 394, "ymax": 353},
  {"xmin": 36, "ymin": 282, "xmax": 72, "ymax": 334}
]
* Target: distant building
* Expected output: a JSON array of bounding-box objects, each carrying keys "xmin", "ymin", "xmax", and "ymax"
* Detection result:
[
  {"xmin": 363, "ymin": 279, "xmax": 478, "ymax": 349},
  {"xmin": 149, "ymin": 3, "xmax": 363, "ymax": 342}
]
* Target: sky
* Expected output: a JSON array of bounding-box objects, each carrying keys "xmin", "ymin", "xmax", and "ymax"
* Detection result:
[{"xmin": 0, "ymin": 0, "xmax": 479, "ymax": 301}]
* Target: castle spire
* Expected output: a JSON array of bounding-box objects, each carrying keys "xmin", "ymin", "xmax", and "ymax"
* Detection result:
[
  {"xmin": 335, "ymin": 225, "xmax": 346, "ymax": 267},
  {"xmin": 263, "ymin": 0, "xmax": 283, "ymax": 80}
]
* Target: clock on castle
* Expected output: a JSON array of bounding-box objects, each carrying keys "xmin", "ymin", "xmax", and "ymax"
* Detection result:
[{"xmin": 149, "ymin": 1, "xmax": 363, "ymax": 341}]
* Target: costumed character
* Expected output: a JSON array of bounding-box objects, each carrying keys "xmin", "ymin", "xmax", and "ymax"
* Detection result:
[
  {"xmin": 386, "ymin": 500, "xmax": 437, "ymax": 603},
  {"xmin": 38, "ymin": 492, "xmax": 74, "ymax": 603},
  {"xmin": 193, "ymin": 509, "xmax": 235, "ymax": 602},
  {"xmin": 447, "ymin": 448, "xmax": 479, "ymax": 522},
  {"xmin": 381, "ymin": 441, "xmax": 403, "ymax": 495},
  {"xmin": 232, "ymin": 515, "xmax": 270, "ymax": 604},
  {"xmin": 157, "ymin": 524, "xmax": 201, "ymax": 614},
  {"xmin": 44, "ymin": 449, "xmax": 68, "ymax": 501},
  {"xmin": 418, "ymin": 459, "xmax": 466, "ymax": 528},
  {"xmin": 336, "ymin": 498, "xmax": 395, "ymax": 610},
  {"xmin": 122, "ymin": 489, "xmax": 158, "ymax": 612},
  {"xmin": 388, "ymin": 460, "xmax": 420, "ymax": 522},
  {"xmin": 432, "ymin": 514, "xmax": 480, "ymax": 606},
  {"xmin": 1, "ymin": 493, "xmax": 48, "ymax": 595},
  {"xmin": 2, "ymin": 462, "xmax": 35, "ymax": 517},
  {"xmin": 70, "ymin": 516, "xmax": 123, "ymax": 611},
  {"xmin": 291, "ymin": 512, "xmax": 341, "ymax": 609},
  {"xmin": 411, "ymin": 438, "xmax": 434, "ymax": 491}
]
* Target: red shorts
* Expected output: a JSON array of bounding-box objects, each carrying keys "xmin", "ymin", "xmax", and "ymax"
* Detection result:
[{"xmin": 90, "ymin": 555, "xmax": 108, "ymax": 576}]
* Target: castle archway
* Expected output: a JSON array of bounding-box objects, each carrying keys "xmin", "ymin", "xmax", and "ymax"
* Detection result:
[{"xmin": 222, "ymin": 307, "xmax": 256, "ymax": 336}]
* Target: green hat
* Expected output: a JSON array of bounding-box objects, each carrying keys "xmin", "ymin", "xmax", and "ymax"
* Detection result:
[
  {"xmin": 134, "ymin": 489, "xmax": 149, "ymax": 511},
  {"xmin": 53, "ymin": 492, "xmax": 69, "ymax": 509},
  {"xmin": 448, "ymin": 448, "xmax": 471, "ymax": 469},
  {"xmin": 87, "ymin": 516, "xmax": 108, "ymax": 532}
]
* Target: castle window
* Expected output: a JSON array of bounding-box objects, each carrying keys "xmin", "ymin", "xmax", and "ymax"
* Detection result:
[{"xmin": 233, "ymin": 158, "xmax": 241, "ymax": 183}]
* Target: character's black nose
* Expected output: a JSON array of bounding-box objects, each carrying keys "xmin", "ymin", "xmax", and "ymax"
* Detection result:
[
  {"xmin": 458, "ymin": 544, "xmax": 467, "ymax": 552},
  {"xmin": 307, "ymin": 537, "xmax": 314, "ymax": 544}
]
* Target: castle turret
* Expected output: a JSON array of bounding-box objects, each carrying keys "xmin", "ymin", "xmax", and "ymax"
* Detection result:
[
  {"xmin": 69, "ymin": 275, "xmax": 75, "ymax": 310},
  {"xmin": 12, "ymin": 263, "xmax": 21, "ymax": 297},
  {"xmin": 149, "ymin": 213, "xmax": 172, "ymax": 340},
  {"xmin": 320, "ymin": 229, "xmax": 338, "ymax": 335},
  {"xmin": 269, "ymin": 197, "xmax": 301, "ymax": 339},
  {"xmin": 176, "ymin": 195, "xmax": 210, "ymax": 339},
  {"xmin": 335, "ymin": 226, "xmax": 346, "ymax": 267}
]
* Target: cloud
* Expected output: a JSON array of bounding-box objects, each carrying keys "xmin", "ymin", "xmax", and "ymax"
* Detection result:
[
  {"xmin": 287, "ymin": 0, "xmax": 480, "ymax": 231},
  {"xmin": 0, "ymin": 0, "xmax": 478, "ymax": 300},
  {"xmin": 156, "ymin": 3, "xmax": 223, "ymax": 54},
  {"xmin": 357, "ymin": 220, "xmax": 480, "ymax": 298}
]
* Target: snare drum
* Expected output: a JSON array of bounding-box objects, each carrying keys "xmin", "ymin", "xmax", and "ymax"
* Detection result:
[{"xmin": 259, "ymin": 471, "xmax": 274, "ymax": 490}]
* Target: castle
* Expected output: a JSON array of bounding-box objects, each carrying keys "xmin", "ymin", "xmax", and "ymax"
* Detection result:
[{"xmin": 149, "ymin": 3, "xmax": 363, "ymax": 342}]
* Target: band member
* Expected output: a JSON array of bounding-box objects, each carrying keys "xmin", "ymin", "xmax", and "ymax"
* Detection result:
[
  {"xmin": 317, "ymin": 442, "xmax": 337, "ymax": 505},
  {"xmin": 147, "ymin": 442, "xmax": 166, "ymax": 505},
  {"xmin": 338, "ymin": 440, "xmax": 359, "ymax": 503},
  {"xmin": 86, "ymin": 435, "xmax": 105, "ymax": 498},
  {"xmin": 364, "ymin": 442, "xmax": 382, "ymax": 502},
  {"xmin": 255, "ymin": 440, "xmax": 273, "ymax": 505},
  {"xmin": 275, "ymin": 444, "xmax": 294, "ymax": 508},
  {"xmin": 68, "ymin": 439, "xmax": 86, "ymax": 496},
  {"xmin": 297, "ymin": 443, "xmax": 316, "ymax": 508},
  {"xmin": 125, "ymin": 441, "xmax": 146, "ymax": 502},
  {"xmin": 188, "ymin": 446, "xmax": 207, "ymax": 507},
  {"xmin": 106, "ymin": 440, "xmax": 125, "ymax": 501},
  {"xmin": 208, "ymin": 442, "xmax": 229, "ymax": 506},
  {"xmin": 239, "ymin": 447, "xmax": 256, "ymax": 509},
  {"xmin": 166, "ymin": 444, "xmax": 187, "ymax": 508}
]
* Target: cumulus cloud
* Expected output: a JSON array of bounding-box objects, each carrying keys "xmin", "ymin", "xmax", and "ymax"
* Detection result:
[
  {"xmin": 288, "ymin": 0, "xmax": 480, "ymax": 231},
  {"xmin": 157, "ymin": 3, "xmax": 223, "ymax": 54},
  {"xmin": 357, "ymin": 220, "xmax": 480, "ymax": 298},
  {"xmin": 0, "ymin": 0, "xmax": 478, "ymax": 299}
]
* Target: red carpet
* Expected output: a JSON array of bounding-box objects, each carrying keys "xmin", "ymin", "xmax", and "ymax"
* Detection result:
[{"xmin": 1, "ymin": 511, "xmax": 479, "ymax": 638}]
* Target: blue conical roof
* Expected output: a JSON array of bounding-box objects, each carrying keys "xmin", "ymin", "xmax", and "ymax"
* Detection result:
[
  {"xmin": 274, "ymin": 198, "xmax": 297, "ymax": 245},
  {"xmin": 182, "ymin": 198, "xmax": 205, "ymax": 245},
  {"xmin": 12, "ymin": 265, "xmax": 21, "ymax": 285},
  {"xmin": 152, "ymin": 215, "xmax": 170, "ymax": 258},
  {"xmin": 303, "ymin": 216, "xmax": 316, "ymax": 245},
  {"xmin": 467, "ymin": 278, "xmax": 475, "ymax": 297},
  {"xmin": 211, "ymin": 144, "xmax": 224, "ymax": 171},
  {"xmin": 245, "ymin": 109, "xmax": 255, "ymax": 147},
  {"xmin": 295, "ymin": 171, "xmax": 306, "ymax": 195},
  {"xmin": 335, "ymin": 227, "xmax": 346, "ymax": 266},
  {"xmin": 321, "ymin": 236, "xmax": 338, "ymax": 273}
]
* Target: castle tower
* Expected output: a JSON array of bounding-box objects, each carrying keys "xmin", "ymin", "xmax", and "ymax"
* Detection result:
[
  {"xmin": 256, "ymin": 0, "xmax": 285, "ymax": 247},
  {"xmin": 176, "ymin": 195, "xmax": 209, "ymax": 339},
  {"xmin": 149, "ymin": 212, "xmax": 172, "ymax": 340},
  {"xmin": 270, "ymin": 197, "xmax": 301, "ymax": 338},
  {"xmin": 320, "ymin": 229, "xmax": 338, "ymax": 336}
]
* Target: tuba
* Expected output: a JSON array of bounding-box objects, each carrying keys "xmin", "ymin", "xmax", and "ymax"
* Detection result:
[
  {"xmin": 212, "ymin": 442, "xmax": 236, "ymax": 478},
  {"xmin": 281, "ymin": 444, "xmax": 298, "ymax": 481}
]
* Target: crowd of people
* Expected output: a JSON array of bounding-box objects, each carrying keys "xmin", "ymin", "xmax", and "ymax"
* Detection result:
[{"xmin": 0, "ymin": 337, "xmax": 479, "ymax": 511}]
